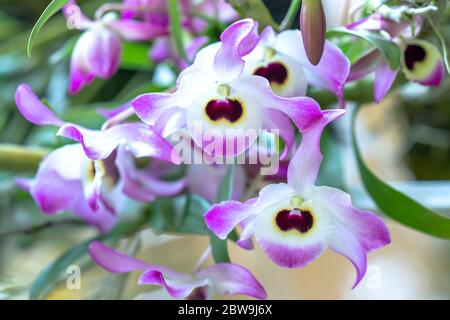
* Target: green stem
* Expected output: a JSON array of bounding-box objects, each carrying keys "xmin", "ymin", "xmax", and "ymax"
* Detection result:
[
  {"xmin": 167, "ymin": 0, "xmax": 189, "ymax": 63},
  {"xmin": 0, "ymin": 219, "xmax": 84, "ymax": 238},
  {"xmin": 280, "ymin": 0, "xmax": 302, "ymax": 31},
  {"xmin": 427, "ymin": 16, "xmax": 450, "ymax": 76},
  {"xmin": 0, "ymin": 144, "xmax": 48, "ymax": 172}
]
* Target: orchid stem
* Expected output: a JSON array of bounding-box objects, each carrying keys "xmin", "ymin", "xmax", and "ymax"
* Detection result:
[
  {"xmin": 0, "ymin": 144, "xmax": 48, "ymax": 172},
  {"xmin": 426, "ymin": 16, "xmax": 450, "ymax": 76},
  {"xmin": 280, "ymin": 0, "xmax": 302, "ymax": 31},
  {"xmin": 0, "ymin": 219, "xmax": 85, "ymax": 238}
]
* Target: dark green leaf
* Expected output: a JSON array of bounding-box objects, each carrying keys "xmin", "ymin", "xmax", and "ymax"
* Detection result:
[
  {"xmin": 167, "ymin": 0, "xmax": 188, "ymax": 62},
  {"xmin": 29, "ymin": 217, "xmax": 148, "ymax": 299},
  {"xmin": 149, "ymin": 194, "xmax": 211, "ymax": 236},
  {"xmin": 27, "ymin": 0, "xmax": 69, "ymax": 57},
  {"xmin": 29, "ymin": 237, "xmax": 95, "ymax": 300},
  {"xmin": 352, "ymin": 106, "xmax": 450, "ymax": 239},
  {"xmin": 210, "ymin": 165, "xmax": 235, "ymax": 263},
  {"xmin": 327, "ymin": 27, "xmax": 401, "ymax": 70}
]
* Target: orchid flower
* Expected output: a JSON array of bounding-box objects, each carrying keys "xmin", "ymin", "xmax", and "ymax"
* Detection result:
[
  {"xmin": 346, "ymin": 14, "xmax": 443, "ymax": 103},
  {"xmin": 132, "ymin": 19, "xmax": 323, "ymax": 158},
  {"xmin": 205, "ymin": 109, "xmax": 391, "ymax": 288},
  {"xmin": 88, "ymin": 241, "xmax": 267, "ymax": 300},
  {"xmin": 243, "ymin": 26, "xmax": 350, "ymax": 106},
  {"xmin": 400, "ymin": 39, "xmax": 445, "ymax": 87},
  {"xmin": 63, "ymin": 0, "xmax": 168, "ymax": 94},
  {"xmin": 16, "ymin": 144, "xmax": 118, "ymax": 233},
  {"xmin": 15, "ymin": 84, "xmax": 184, "ymax": 223}
]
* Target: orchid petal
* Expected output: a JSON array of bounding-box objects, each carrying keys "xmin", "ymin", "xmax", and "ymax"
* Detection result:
[
  {"xmin": 262, "ymin": 109, "xmax": 295, "ymax": 160},
  {"xmin": 138, "ymin": 270, "xmax": 207, "ymax": 299},
  {"xmin": 63, "ymin": 0, "xmax": 92, "ymax": 29},
  {"xmin": 288, "ymin": 109, "xmax": 345, "ymax": 194},
  {"xmin": 347, "ymin": 50, "xmax": 381, "ymax": 82},
  {"xmin": 205, "ymin": 184, "xmax": 295, "ymax": 239},
  {"xmin": 213, "ymin": 19, "xmax": 260, "ymax": 83},
  {"xmin": 109, "ymin": 20, "xmax": 168, "ymax": 41},
  {"xmin": 57, "ymin": 124, "xmax": 118, "ymax": 160},
  {"xmin": 89, "ymin": 241, "xmax": 150, "ymax": 272},
  {"xmin": 15, "ymin": 84, "xmax": 64, "ymax": 126},
  {"xmin": 374, "ymin": 59, "xmax": 399, "ymax": 103},
  {"xmin": 84, "ymin": 27, "xmax": 122, "ymax": 80},
  {"xmin": 275, "ymin": 30, "xmax": 350, "ymax": 104},
  {"xmin": 197, "ymin": 263, "xmax": 267, "ymax": 299},
  {"xmin": 27, "ymin": 145, "xmax": 83, "ymax": 214},
  {"xmin": 305, "ymin": 186, "xmax": 390, "ymax": 287},
  {"xmin": 231, "ymin": 75, "xmax": 322, "ymax": 132}
]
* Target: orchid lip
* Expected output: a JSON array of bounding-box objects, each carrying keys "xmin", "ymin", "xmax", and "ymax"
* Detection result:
[
  {"xmin": 275, "ymin": 208, "xmax": 314, "ymax": 234},
  {"xmin": 205, "ymin": 98, "xmax": 244, "ymax": 123},
  {"xmin": 254, "ymin": 62, "xmax": 289, "ymax": 85},
  {"xmin": 404, "ymin": 44, "xmax": 426, "ymax": 70}
]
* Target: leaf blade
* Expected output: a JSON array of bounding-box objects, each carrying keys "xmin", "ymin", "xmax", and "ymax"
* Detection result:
[
  {"xmin": 327, "ymin": 27, "xmax": 401, "ymax": 70},
  {"xmin": 351, "ymin": 107, "xmax": 450, "ymax": 239},
  {"xmin": 27, "ymin": 0, "xmax": 69, "ymax": 57}
]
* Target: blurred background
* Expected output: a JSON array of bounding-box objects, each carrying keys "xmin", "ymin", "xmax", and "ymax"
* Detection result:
[{"xmin": 0, "ymin": 0, "xmax": 449, "ymax": 299}]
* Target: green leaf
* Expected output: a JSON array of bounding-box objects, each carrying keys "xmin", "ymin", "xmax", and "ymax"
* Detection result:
[
  {"xmin": 27, "ymin": 0, "xmax": 69, "ymax": 57},
  {"xmin": 209, "ymin": 165, "xmax": 235, "ymax": 263},
  {"xmin": 121, "ymin": 42, "xmax": 154, "ymax": 71},
  {"xmin": 167, "ymin": 0, "xmax": 188, "ymax": 63},
  {"xmin": 149, "ymin": 194, "xmax": 212, "ymax": 236},
  {"xmin": 327, "ymin": 27, "xmax": 401, "ymax": 70},
  {"xmin": 29, "ymin": 237, "xmax": 95, "ymax": 300},
  {"xmin": 351, "ymin": 106, "xmax": 450, "ymax": 239},
  {"xmin": 226, "ymin": 0, "xmax": 279, "ymax": 31},
  {"xmin": 29, "ymin": 217, "xmax": 148, "ymax": 299}
]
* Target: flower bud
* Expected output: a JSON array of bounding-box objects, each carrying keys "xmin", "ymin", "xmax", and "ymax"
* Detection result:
[
  {"xmin": 401, "ymin": 40, "xmax": 445, "ymax": 87},
  {"xmin": 69, "ymin": 24, "xmax": 122, "ymax": 94},
  {"xmin": 300, "ymin": 0, "xmax": 326, "ymax": 66}
]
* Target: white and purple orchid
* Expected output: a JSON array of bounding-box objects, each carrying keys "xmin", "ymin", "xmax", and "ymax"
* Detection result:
[
  {"xmin": 88, "ymin": 241, "xmax": 267, "ymax": 300},
  {"xmin": 243, "ymin": 26, "xmax": 350, "ymax": 106},
  {"xmin": 132, "ymin": 19, "xmax": 324, "ymax": 158},
  {"xmin": 15, "ymin": 84, "xmax": 184, "ymax": 231},
  {"xmin": 64, "ymin": 0, "xmax": 168, "ymax": 94},
  {"xmin": 205, "ymin": 109, "xmax": 391, "ymax": 288},
  {"xmin": 347, "ymin": 14, "xmax": 444, "ymax": 103}
]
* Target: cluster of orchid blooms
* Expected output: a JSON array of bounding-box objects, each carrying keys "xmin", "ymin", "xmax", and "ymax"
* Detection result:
[{"xmin": 13, "ymin": 0, "xmax": 446, "ymax": 299}]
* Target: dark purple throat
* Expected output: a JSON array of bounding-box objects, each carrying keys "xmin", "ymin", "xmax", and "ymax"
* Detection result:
[
  {"xmin": 205, "ymin": 99, "xmax": 243, "ymax": 123},
  {"xmin": 254, "ymin": 62, "xmax": 288, "ymax": 84},
  {"xmin": 276, "ymin": 209, "xmax": 314, "ymax": 233},
  {"xmin": 404, "ymin": 44, "xmax": 426, "ymax": 70}
]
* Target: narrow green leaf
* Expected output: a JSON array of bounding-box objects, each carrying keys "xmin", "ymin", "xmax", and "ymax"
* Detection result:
[
  {"xmin": 149, "ymin": 194, "xmax": 211, "ymax": 236},
  {"xmin": 167, "ymin": 0, "xmax": 188, "ymax": 63},
  {"xmin": 352, "ymin": 107, "xmax": 450, "ymax": 239},
  {"xmin": 27, "ymin": 0, "xmax": 69, "ymax": 57},
  {"xmin": 226, "ymin": 0, "xmax": 279, "ymax": 31},
  {"xmin": 210, "ymin": 165, "xmax": 236, "ymax": 263},
  {"xmin": 327, "ymin": 27, "xmax": 401, "ymax": 70},
  {"xmin": 29, "ymin": 237, "xmax": 96, "ymax": 300},
  {"xmin": 280, "ymin": 0, "xmax": 302, "ymax": 31},
  {"xmin": 29, "ymin": 217, "xmax": 148, "ymax": 299}
]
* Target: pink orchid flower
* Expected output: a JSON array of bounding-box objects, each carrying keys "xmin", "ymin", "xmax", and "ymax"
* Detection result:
[
  {"xmin": 89, "ymin": 241, "xmax": 267, "ymax": 300},
  {"xmin": 204, "ymin": 109, "xmax": 391, "ymax": 288},
  {"xmin": 14, "ymin": 84, "xmax": 184, "ymax": 231},
  {"xmin": 63, "ymin": 0, "xmax": 168, "ymax": 94},
  {"xmin": 132, "ymin": 19, "xmax": 324, "ymax": 158}
]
